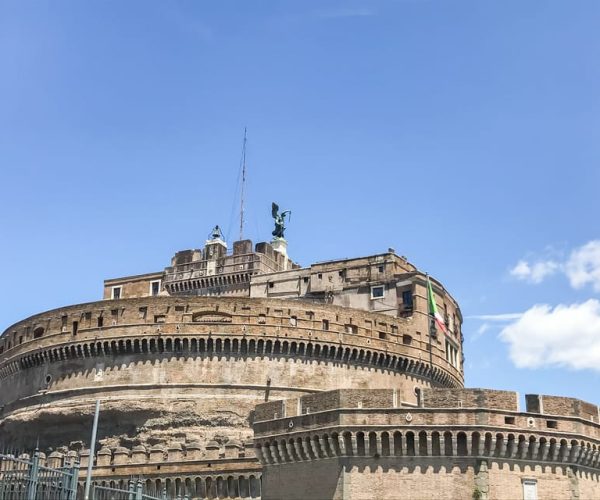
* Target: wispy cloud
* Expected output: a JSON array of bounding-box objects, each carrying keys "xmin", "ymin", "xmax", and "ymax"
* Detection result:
[
  {"xmin": 499, "ymin": 299, "xmax": 600, "ymax": 372},
  {"xmin": 509, "ymin": 259, "xmax": 560, "ymax": 284},
  {"xmin": 471, "ymin": 322, "xmax": 490, "ymax": 340},
  {"xmin": 565, "ymin": 240, "xmax": 600, "ymax": 292},
  {"xmin": 509, "ymin": 240, "xmax": 600, "ymax": 291},
  {"xmin": 468, "ymin": 313, "xmax": 523, "ymax": 321},
  {"xmin": 315, "ymin": 8, "xmax": 375, "ymax": 19}
]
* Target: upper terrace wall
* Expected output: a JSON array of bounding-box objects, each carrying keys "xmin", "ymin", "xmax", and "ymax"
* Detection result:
[{"xmin": 0, "ymin": 297, "xmax": 463, "ymax": 390}]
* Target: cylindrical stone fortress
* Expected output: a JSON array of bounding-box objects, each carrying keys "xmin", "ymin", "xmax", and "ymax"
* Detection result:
[{"xmin": 0, "ymin": 293, "xmax": 462, "ymax": 451}]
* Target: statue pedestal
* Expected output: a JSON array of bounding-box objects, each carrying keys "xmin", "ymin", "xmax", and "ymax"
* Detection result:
[
  {"xmin": 272, "ymin": 238, "xmax": 287, "ymax": 256},
  {"xmin": 272, "ymin": 238, "xmax": 288, "ymax": 270}
]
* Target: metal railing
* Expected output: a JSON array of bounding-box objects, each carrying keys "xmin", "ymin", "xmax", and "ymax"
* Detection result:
[
  {"xmin": 91, "ymin": 480, "xmax": 169, "ymax": 500},
  {"xmin": 0, "ymin": 450, "xmax": 79, "ymax": 500}
]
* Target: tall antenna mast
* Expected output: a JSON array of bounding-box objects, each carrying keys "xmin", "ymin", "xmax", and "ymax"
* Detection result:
[{"xmin": 239, "ymin": 127, "xmax": 247, "ymax": 241}]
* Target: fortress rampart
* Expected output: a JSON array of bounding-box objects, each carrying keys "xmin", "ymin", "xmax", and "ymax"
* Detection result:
[
  {"xmin": 0, "ymin": 295, "xmax": 462, "ymax": 451},
  {"xmin": 253, "ymin": 389, "xmax": 600, "ymax": 499}
]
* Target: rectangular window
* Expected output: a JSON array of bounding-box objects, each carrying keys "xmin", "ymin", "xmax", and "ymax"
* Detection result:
[
  {"xmin": 546, "ymin": 420, "xmax": 558, "ymax": 429},
  {"xmin": 402, "ymin": 290, "xmax": 413, "ymax": 306},
  {"xmin": 111, "ymin": 286, "xmax": 122, "ymax": 300},
  {"xmin": 150, "ymin": 281, "xmax": 160, "ymax": 296},
  {"xmin": 154, "ymin": 315, "xmax": 166, "ymax": 324},
  {"xmin": 371, "ymin": 286, "xmax": 385, "ymax": 299},
  {"xmin": 139, "ymin": 307, "xmax": 148, "ymax": 320},
  {"xmin": 72, "ymin": 321, "xmax": 78, "ymax": 336},
  {"xmin": 504, "ymin": 416, "xmax": 515, "ymax": 425},
  {"xmin": 378, "ymin": 332, "xmax": 386, "ymax": 340},
  {"xmin": 97, "ymin": 316, "xmax": 104, "ymax": 328},
  {"xmin": 345, "ymin": 324, "xmax": 358, "ymax": 334},
  {"xmin": 522, "ymin": 479, "xmax": 538, "ymax": 500},
  {"xmin": 378, "ymin": 265, "xmax": 384, "ymax": 273},
  {"xmin": 84, "ymin": 311, "xmax": 92, "ymax": 321},
  {"xmin": 322, "ymin": 319, "xmax": 329, "ymax": 331}
]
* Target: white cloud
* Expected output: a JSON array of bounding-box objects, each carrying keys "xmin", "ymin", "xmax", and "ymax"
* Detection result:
[
  {"xmin": 471, "ymin": 323, "xmax": 490, "ymax": 340},
  {"xmin": 565, "ymin": 240, "xmax": 600, "ymax": 292},
  {"xmin": 509, "ymin": 259, "xmax": 560, "ymax": 284},
  {"xmin": 469, "ymin": 313, "xmax": 523, "ymax": 321},
  {"xmin": 509, "ymin": 239, "xmax": 600, "ymax": 290},
  {"xmin": 499, "ymin": 299, "xmax": 600, "ymax": 372}
]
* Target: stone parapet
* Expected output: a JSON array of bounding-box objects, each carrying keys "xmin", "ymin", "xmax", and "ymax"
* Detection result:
[{"xmin": 254, "ymin": 389, "xmax": 600, "ymax": 500}]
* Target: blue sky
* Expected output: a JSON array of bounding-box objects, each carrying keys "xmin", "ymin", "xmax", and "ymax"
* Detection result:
[{"xmin": 1, "ymin": 1, "xmax": 599, "ymax": 405}]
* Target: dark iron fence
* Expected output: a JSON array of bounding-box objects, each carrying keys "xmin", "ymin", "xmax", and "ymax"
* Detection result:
[
  {"xmin": 91, "ymin": 480, "xmax": 169, "ymax": 500},
  {"xmin": 0, "ymin": 449, "xmax": 79, "ymax": 500}
]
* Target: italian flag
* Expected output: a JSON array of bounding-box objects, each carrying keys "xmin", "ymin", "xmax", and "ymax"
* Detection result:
[{"xmin": 427, "ymin": 276, "xmax": 447, "ymax": 334}]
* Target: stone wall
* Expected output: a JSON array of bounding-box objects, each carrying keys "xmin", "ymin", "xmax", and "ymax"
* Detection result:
[
  {"xmin": 254, "ymin": 389, "xmax": 600, "ymax": 499},
  {"xmin": 422, "ymin": 388, "xmax": 519, "ymax": 411},
  {"xmin": 526, "ymin": 394, "xmax": 599, "ymax": 422}
]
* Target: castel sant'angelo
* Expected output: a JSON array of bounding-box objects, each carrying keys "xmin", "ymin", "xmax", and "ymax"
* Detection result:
[{"xmin": 0, "ymin": 204, "xmax": 598, "ymax": 500}]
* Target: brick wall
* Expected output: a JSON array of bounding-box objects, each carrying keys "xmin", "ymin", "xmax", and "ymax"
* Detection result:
[
  {"xmin": 422, "ymin": 388, "xmax": 518, "ymax": 411},
  {"xmin": 527, "ymin": 394, "xmax": 600, "ymax": 422}
]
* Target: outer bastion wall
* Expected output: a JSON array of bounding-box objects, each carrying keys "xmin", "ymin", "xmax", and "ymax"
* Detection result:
[
  {"xmin": 0, "ymin": 297, "xmax": 462, "ymax": 451},
  {"xmin": 4, "ymin": 441, "xmax": 263, "ymax": 500},
  {"xmin": 253, "ymin": 389, "xmax": 600, "ymax": 500}
]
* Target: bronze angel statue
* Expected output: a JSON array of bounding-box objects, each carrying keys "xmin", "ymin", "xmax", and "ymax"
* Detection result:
[{"xmin": 271, "ymin": 202, "xmax": 291, "ymax": 239}]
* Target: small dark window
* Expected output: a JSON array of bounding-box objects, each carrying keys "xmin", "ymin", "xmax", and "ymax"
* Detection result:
[
  {"xmin": 268, "ymin": 282, "xmax": 274, "ymax": 288},
  {"xmin": 378, "ymin": 332, "xmax": 386, "ymax": 340},
  {"xmin": 322, "ymin": 319, "xmax": 329, "ymax": 331},
  {"xmin": 317, "ymin": 273, "xmax": 322, "ymax": 279},
  {"xmin": 546, "ymin": 420, "xmax": 558, "ymax": 429},
  {"xmin": 72, "ymin": 321, "xmax": 78, "ymax": 336},
  {"xmin": 139, "ymin": 307, "xmax": 147, "ymax": 319},
  {"xmin": 303, "ymin": 277, "xmax": 309, "ymax": 283},
  {"xmin": 378, "ymin": 265, "xmax": 384, "ymax": 273},
  {"xmin": 33, "ymin": 327, "xmax": 44, "ymax": 339},
  {"xmin": 338, "ymin": 270, "xmax": 344, "ymax": 277},
  {"xmin": 504, "ymin": 416, "xmax": 515, "ymax": 425},
  {"xmin": 84, "ymin": 311, "xmax": 92, "ymax": 321},
  {"xmin": 175, "ymin": 306, "xmax": 185, "ymax": 312},
  {"xmin": 19, "ymin": 336, "xmax": 23, "ymax": 344},
  {"xmin": 112, "ymin": 287, "xmax": 121, "ymax": 299},
  {"xmin": 111, "ymin": 309, "xmax": 118, "ymax": 317},
  {"xmin": 402, "ymin": 290, "xmax": 413, "ymax": 306},
  {"xmin": 402, "ymin": 334, "xmax": 412, "ymax": 345},
  {"xmin": 97, "ymin": 316, "xmax": 104, "ymax": 328},
  {"xmin": 0, "ymin": 346, "xmax": 4, "ymax": 354},
  {"xmin": 371, "ymin": 286, "xmax": 384, "ymax": 299},
  {"xmin": 151, "ymin": 281, "xmax": 160, "ymax": 296}
]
